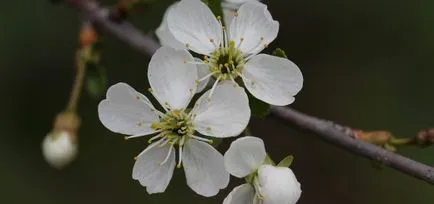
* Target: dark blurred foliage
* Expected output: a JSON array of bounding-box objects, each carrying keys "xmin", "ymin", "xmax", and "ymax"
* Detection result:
[{"xmin": 0, "ymin": 0, "xmax": 433, "ymax": 203}]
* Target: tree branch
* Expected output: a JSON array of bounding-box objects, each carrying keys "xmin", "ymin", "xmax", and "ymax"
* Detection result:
[
  {"xmin": 67, "ymin": 0, "xmax": 434, "ymax": 184},
  {"xmin": 270, "ymin": 106, "xmax": 434, "ymax": 184}
]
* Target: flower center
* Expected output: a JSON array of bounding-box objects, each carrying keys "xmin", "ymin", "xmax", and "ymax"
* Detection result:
[
  {"xmin": 150, "ymin": 109, "xmax": 194, "ymax": 144},
  {"xmin": 144, "ymin": 109, "xmax": 198, "ymax": 168},
  {"xmin": 207, "ymin": 41, "xmax": 245, "ymax": 82}
]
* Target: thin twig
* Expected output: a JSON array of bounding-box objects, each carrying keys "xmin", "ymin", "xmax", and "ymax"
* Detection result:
[
  {"xmin": 66, "ymin": 51, "xmax": 87, "ymax": 111},
  {"xmin": 270, "ymin": 106, "xmax": 434, "ymax": 184},
  {"xmin": 66, "ymin": 0, "xmax": 434, "ymax": 184}
]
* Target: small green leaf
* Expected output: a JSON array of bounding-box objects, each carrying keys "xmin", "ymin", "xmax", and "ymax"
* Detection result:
[
  {"xmin": 272, "ymin": 48, "xmax": 288, "ymax": 59},
  {"xmin": 248, "ymin": 93, "xmax": 271, "ymax": 118},
  {"xmin": 86, "ymin": 63, "xmax": 107, "ymax": 99},
  {"xmin": 277, "ymin": 155, "xmax": 294, "ymax": 167}
]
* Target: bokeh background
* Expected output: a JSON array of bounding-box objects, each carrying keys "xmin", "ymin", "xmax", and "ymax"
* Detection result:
[{"xmin": 1, "ymin": 0, "xmax": 433, "ymax": 203}]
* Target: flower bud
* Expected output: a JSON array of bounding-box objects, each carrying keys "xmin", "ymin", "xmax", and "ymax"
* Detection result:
[
  {"xmin": 353, "ymin": 130, "xmax": 392, "ymax": 145},
  {"xmin": 416, "ymin": 129, "xmax": 434, "ymax": 146},
  {"xmin": 257, "ymin": 165, "xmax": 301, "ymax": 204},
  {"xmin": 42, "ymin": 111, "xmax": 80, "ymax": 169},
  {"xmin": 79, "ymin": 22, "xmax": 98, "ymax": 48},
  {"xmin": 42, "ymin": 131, "xmax": 78, "ymax": 169}
]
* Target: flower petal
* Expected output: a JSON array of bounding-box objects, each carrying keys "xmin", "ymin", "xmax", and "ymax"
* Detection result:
[
  {"xmin": 229, "ymin": 2, "xmax": 279, "ymax": 55},
  {"xmin": 223, "ymin": 184, "xmax": 256, "ymax": 204},
  {"xmin": 98, "ymin": 83, "xmax": 159, "ymax": 136},
  {"xmin": 242, "ymin": 54, "xmax": 303, "ymax": 106},
  {"xmin": 195, "ymin": 58, "xmax": 212, "ymax": 93},
  {"xmin": 191, "ymin": 82, "xmax": 250, "ymax": 138},
  {"xmin": 148, "ymin": 46, "xmax": 197, "ymax": 110},
  {"xmin": 223, "ymin": 7, "xmax": 237, "ymax": 27},
  {"xmin": 224, "ymin": 136, "xmax": 266, "ymax": 178},
  {"xmin": 132, "ymin": 143, "xmax": 176, "ymax": 194},
  {"xmin": 258, "ymin": 165, "xmax": 302, "ymax": 204},
  {"xmin": 167, "ymin": 0, "xmax": 222, "ymax": 55},
  {"xmin": 183, "ymin": 139, "xmax": 229, "ymax": 197},
  {"xmin": 156, "ymin": 3, "xmax": 185, "ymax": 49},
  {"xmin": 226, "ymin": 0, "xmax": 259, "ymax": 4}
]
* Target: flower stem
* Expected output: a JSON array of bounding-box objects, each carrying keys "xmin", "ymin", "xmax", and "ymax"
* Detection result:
[{"xmin": 66, "ymin": 51, "xmax": 86, "ymax": 112}]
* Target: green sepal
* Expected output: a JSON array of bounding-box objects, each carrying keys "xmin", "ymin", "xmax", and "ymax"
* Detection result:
[
  {"xmin": 244, "ymin": 173, "xmax": 255, "ymax": 184},
  {"xmin": 277, "ymin": 155, "xmax": 294, "ymax": 168},
  {"xmin": 248, "ymin": 93, "xmax": 271, "ymax": 118},
  {"xmin": 263, "ymin": 154, "xmax": 276, "ymax": 166},
  {"xmin": 272, "ymin": 48, "xmax": 288, "ymax": 59}
]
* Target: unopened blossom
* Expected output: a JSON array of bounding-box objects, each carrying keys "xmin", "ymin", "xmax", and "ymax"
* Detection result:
[
  {"xmin": 42, "ymin": 131, "xmax": 78, "ymax": 169},
  {"xmin": 223, "ymin": 137, "xmax": 301, "ymax": 204},
  {"xmin": 166, "ymin": 0, "xmax": 303, "ymax": 106},
  {"xmin": 98, "ymin": 47, "xmax": 250, "ymax": 196}
]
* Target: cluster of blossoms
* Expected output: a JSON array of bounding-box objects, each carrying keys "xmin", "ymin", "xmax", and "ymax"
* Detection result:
[{"xmin": 98, "ymin": 0, "xmax": 303, "ymax": 203}]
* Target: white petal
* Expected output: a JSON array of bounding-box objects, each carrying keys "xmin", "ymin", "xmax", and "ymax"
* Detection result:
[
  {"xmin": 223, "ymin": 184, "xmax": 255, "ymax": 204},
  {"xmin": 132, "ymin": 143, "xmax": 176, "ymax": 194},
  {"xmin": 167, "ymin": 0, "xmax": 222, "ymax": 55},
  {"xmin": 224, "ymin": 136, "xmax": 266, "ymax": 178},
  {"xmin": 258, "ymin": 165, "xmax": 302, "ymax": 204},
  {"xmin": 229, "ymin": 2, "xmax": 279, "ymax": 55},
  {"xmin": 223, "ymin": 7, "xmax": 237, "ymax": 27},
  {"xmin": 226, "ymin": 0, "xmax": 259, "ymax": 4},
  {"xmin": 148, "ymin": 46, "xmax": 197, "ymax": 110},
  {"xmin": 242, "ymin": 54, "xmax": 303, "ymax": 106},
  {"xmin": 42, "ymin": 131, "xmax": 77, "ymax": 169},
  {"xmin": 191, "ymin": 82, "xmax": 250, "ymax": 138},
  {"xmin": 156, "ymin": 3, "xmax": 185, "ymax": 49},
  {"xmin": 195, "ymin": 58, "xmax": 211, "ymax": 93},
  {"xmin": 182, "ymin": 139, "xmax": 229, "ymax": 197},
  {"xmin": 98, "ymin": 83, "xmax": 159, "ymax": 136}
]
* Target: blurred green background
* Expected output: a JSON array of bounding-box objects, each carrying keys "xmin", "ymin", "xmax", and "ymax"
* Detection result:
[{"xmin": 0, "ymin": 0, "xmax": 433, "ymax": 203}]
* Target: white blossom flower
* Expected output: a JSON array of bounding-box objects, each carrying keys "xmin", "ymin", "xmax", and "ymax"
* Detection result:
[
  {"xmin": 98, "ymin": 46, "xmax": 250, "ymax": 196},
  {"xmin": 165, "ymin": 0, "xmax": 303, "ymax": 106},
  {"xmin": 223, "ymin": 137, "xmax": 302, "ymax": 204},
  {"xmin": 156, "ymin": 0, "xmax": 255, "ymax": 92},
  {"xmin": 42, "ymin": 131, "xmax": 78, "ymax": 169},
  {"xmin": 156, "ymin": 0, "xmax": 260, "ymax": 47}
]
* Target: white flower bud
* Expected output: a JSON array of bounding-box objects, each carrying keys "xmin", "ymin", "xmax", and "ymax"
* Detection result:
[
  {"xmin": 257, "ymin": 165, "xmax": 301, "ymax": 204},
  {"xmin": 42, "ymin": 131, "xmax": 78, "ymax": 169}
]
